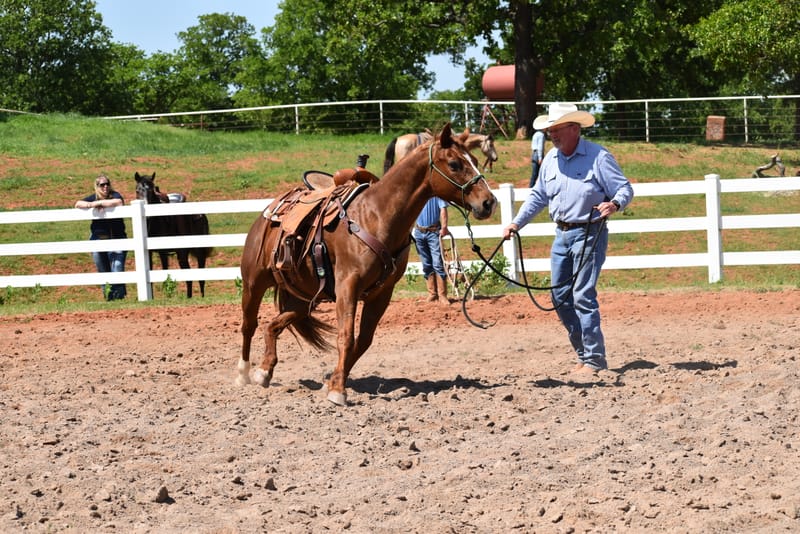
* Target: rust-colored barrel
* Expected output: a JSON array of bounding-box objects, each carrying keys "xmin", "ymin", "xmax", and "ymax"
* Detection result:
[{"xmin": 481, "ymin": 65, "xmax": 516, "ymax": 100}]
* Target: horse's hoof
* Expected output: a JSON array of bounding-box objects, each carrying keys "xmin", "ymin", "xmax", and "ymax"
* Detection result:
[
  {"xmin": 253, "ymin": 368, "xmax": 272, "ymax": 388},
  {"xmin": 326, "ymin": 390, "xmax": 347, "ymax": 406},
  {"xmin": 236, "ymin": 359, "xmax": 251, "ymax": 386},
  {"xmin": 234, "ymin": 374, "xmax": 250, "ymax": 387}
]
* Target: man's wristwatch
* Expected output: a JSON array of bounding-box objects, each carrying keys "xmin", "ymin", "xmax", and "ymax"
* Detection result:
[{"xmin": 611, "ymin": 200, "xmax": 620, "ymax": 210}]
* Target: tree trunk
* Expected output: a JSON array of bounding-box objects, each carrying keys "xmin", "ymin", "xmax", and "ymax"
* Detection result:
[{"xmin": 513, "ymin": 1, "xmax": 536, "ymax": 139}]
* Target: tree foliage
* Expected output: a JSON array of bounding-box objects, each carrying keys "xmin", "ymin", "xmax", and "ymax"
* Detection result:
[
  {"xmin": 691, "ymin": 0, "xmax": 800, "ymax": 94},
  {"xmin": 1, "ymin": 0, "xmax": 799, "ymax": 136},
  {"xmin": 173, "ymin": 13, "xmax": 260, "ymax": 111},
  {"xmin": 0, "ymin": 0, "xmax": 121, "ymax": 113}
]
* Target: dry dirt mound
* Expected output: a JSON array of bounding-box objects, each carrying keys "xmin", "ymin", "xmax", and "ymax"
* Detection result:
[{"xmin": 1, "ymin": 289, "xmax": 799, "ymax": 532}]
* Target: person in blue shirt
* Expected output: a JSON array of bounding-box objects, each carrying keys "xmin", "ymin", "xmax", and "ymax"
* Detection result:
[
  {"xmin": 530, "ymin": 128, "xmax": 545, "ymax": 188},
  {"xmin": 75, "ymin": 174, "xmax": 127, "ymax": 300},
  {"xmin": 413, "ymin": 196, "xmax": 450, "ymax": 306},
  {"xmin": 503, "ymin": 103, "xmax": 634, "ymax": 376}
]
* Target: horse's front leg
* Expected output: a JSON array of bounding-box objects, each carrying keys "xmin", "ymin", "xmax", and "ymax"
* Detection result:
[
  {"xmin": 326, "ymin": 280, "xmax": 360, "ymax": 406},
  {"xmin": 346, "ymin": 286, "xmax": 394, "ymax": 377}
]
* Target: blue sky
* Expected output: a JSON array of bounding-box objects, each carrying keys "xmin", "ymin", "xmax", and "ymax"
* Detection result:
[{"xmin": 93, "ymin": 0, "xmax": 486, "ymax": 97}]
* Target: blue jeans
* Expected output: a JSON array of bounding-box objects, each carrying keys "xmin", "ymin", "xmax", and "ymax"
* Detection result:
[
  {"xmin": 412, "ymin": 229, "xmax": 445, "ymax": 278},
  {"xmin": 92, "ymin": 249, "xmax": 127, "ymax": 300},
  {"xmin": 550, "ymin": 224, "xmax": 608, "ymax": 370}
]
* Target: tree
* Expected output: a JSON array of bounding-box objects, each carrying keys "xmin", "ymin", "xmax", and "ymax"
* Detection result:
[
  {"xmin": 173, "ymin": 13, "xmax": 261, "ymax": 112},
  {"xmin": 0, "ymin": 0, "xmax": 125, "ymax": 114},
  {"xmin": 247, "ymin": 0, "xmax": 445, "ymax": 105},
  {"xmin": 691, "ymin": 0, "xmax": 800, "ymax": 95}
]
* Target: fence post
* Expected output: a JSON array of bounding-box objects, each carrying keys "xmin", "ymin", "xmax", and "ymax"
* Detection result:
[
  {"xmin": 497, "ymin": 184, "xmax": 519, "ymax": 281},
  {"xmin": 743, "ymin": 97, "xmax": 749, "ymax": 144},
  {"xmin": 129, "ymin": 200, "xmax": 152, "ymax": 301},
  {"xmin": 704, "ymin": 174, "xmax": 723, "ymax": 283}
]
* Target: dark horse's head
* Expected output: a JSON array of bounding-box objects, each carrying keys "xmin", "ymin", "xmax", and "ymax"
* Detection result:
[{"xmin": 135, "ymin": 172, "xmax": 165, "ymax": 204}]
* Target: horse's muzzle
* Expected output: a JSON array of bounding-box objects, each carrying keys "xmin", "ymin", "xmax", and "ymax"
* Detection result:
[{"xmin": 471, "ymin": 194, "xmax": 497, "ymax": 220}]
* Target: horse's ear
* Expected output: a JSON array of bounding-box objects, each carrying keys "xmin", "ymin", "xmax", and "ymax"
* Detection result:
[
  {"xmin": 438, "ymin": 123, "xmax": 454, "ymax": 148},
  {"xmin": 135, "ymin": 172, "xmax": 142, "ymax": 182}
]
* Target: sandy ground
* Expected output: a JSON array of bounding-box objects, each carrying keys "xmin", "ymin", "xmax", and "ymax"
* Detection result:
[{"xmin": 1, "ymin": 288, "xmax": 799, "ymax": 533}]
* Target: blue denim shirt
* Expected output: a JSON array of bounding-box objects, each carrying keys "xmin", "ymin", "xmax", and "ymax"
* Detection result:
[
  {"xmin": 513, "ymin": 137, "xmax": 634, "ymax": 227},
  {"xmin": 416, "ymin": 196, "xmax": 447, "ymax": 227}
]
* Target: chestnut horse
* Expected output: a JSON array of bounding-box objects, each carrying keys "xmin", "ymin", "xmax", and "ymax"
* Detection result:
[
  {"xmin": 237, "ymin": 124, "xmax": 497, "ymax": 405},
  {"xmin": 134, "ymin": 172, "xmax": 211, "ymax": 298},
  {"xmin": 383, "ymin": 129, "xmax": 498, "ymax": 174}
]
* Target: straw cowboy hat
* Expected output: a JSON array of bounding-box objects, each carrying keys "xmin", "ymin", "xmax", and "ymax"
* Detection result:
[{"xmin": 533, "ymin": 103, "xmax": 595, "ymax": 130}]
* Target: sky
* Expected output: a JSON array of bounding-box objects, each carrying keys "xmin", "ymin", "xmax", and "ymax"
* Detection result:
[{"xmin": 93, "ymin": 0, "xmax": 487, "ymax": 98}]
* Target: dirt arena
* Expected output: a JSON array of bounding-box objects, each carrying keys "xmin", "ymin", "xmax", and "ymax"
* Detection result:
[{"xmin": 1, "ymin": 288, "xmax": 799, "ymax": 533}]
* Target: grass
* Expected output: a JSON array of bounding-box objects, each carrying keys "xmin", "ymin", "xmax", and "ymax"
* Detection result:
[{"xmin": 1, "ymin": 113, "xmax": 799, "ymax": 313}]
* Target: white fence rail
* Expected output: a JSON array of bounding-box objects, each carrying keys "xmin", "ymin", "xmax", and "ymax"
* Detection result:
[{"xmin": 1, "ymin": 174, "xmax": 798, "ymax": 301}]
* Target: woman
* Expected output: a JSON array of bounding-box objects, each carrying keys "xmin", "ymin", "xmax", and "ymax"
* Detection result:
[{"xmin": 75, "ymin": 174, "xmax": 127, "ymax": 300}]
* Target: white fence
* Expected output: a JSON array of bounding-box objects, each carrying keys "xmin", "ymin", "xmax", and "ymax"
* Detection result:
[
  {"xmin": 107, "ymin": 94, "xmax": 800, "ymax": 144},
  {"xmin": 1, "ymin": 174, "xmax": 799, "ymax": 301}
]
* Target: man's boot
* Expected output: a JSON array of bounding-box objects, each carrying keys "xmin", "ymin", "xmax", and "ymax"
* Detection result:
[
  {"xmin": 437, "ymin": 274, "xmax": 451, "ymax": 306},
  {"xmin": 425, "ymin": 275, "xmax": 438, "ymax": 302}
]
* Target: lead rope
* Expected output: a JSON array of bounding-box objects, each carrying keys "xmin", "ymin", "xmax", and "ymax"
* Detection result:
[{"xmin": 458, "ymin": 208, "xmax": 607, "ymax": 329}]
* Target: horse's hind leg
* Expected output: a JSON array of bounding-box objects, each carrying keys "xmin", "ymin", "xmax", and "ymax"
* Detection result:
[
  {"xmin": 238, "ymin": 269, "xmax": 271, "ymax": 386},
  {"xmin": 196, "ymin": 249, "xmax": 208, "ymax": 297},
  {"xmin": 252, "ymin": 291, "xmax": 308, "ymax": 387},
  {"xmin": 176, "ymin": 250, "xmax": 193, "ymax": 298}
]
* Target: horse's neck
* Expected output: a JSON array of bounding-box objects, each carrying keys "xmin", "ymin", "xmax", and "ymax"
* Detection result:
[
  {"xmin": 355, "ymin": 153, "xmax": 431, "ymax": 246},
  {"xmin": 465, "ymin": 134, "xmax": 485, "ymax": 150}
]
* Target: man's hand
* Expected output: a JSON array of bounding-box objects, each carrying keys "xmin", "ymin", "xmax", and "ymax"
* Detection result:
[
  {"xmin": 502, "ymin": 223, "xmax": 519, "ymax": 240},
  {"xmin": 596, "ymin": 200, "xmax": 619, "ymax": 218}
]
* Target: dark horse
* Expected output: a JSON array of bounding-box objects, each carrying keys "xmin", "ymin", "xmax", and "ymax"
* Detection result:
[
  {"xmin": 237, "ymin": 124, "xmax": 497, "ymax": 405},
  {"xmin": 383, "ymin": 129, "xmax": 498, "ymax": 174},
  {"xmin": 134, "ymin": 172, "xmax": 211, "ymax": 298}
]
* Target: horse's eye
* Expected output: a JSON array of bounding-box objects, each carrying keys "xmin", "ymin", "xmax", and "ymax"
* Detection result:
[{"xmin": 448, "ymin": 160, "xmax": 462, "ymax": 172}]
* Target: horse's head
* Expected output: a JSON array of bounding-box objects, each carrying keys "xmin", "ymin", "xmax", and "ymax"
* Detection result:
[
  {"xmin": 429, "ymin": 124, "xmax": 497, "ymax": 220},
  {"xmin": 134, "ymin": 172, "xmax": 162, "ymax": 204}
]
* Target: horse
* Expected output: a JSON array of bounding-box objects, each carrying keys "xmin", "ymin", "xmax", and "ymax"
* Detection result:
[
  {"xmin": 383, "ymin": 128, "xmax": 498, "ymax": 174},
  {"xmin": 237, "ymin": 123, "xmax": 497, "ymax": 406},
  {"xmin": 134, "ymin": 172, "xmax": 212, "ymax": 298}
]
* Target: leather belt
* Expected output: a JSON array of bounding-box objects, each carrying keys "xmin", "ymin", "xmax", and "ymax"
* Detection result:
[
  {"xmin": 415, "ymin": 224, "xmax": 441, "ymax": 233},
  {"xmin": 556, "ymin": 220, "xmax": 599, "ymax": 231}
]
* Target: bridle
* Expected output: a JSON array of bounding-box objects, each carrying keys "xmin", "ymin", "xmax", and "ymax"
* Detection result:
[
  {"xmin": 427, "ymin": 143, "xmax": 487, "ymax": 211},
  {"xmin": 136, "ymin": 180, "xmax": 160, "ymax": 205}
]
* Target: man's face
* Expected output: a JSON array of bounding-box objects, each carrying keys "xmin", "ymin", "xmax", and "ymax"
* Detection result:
[{"xmin": 546, "ymin": 122, "xmax": 580, "ymax": 155}]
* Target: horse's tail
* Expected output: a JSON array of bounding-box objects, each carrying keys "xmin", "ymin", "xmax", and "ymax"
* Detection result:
[
  {"xmin": 383, "ymin": 137, "xmax": 398, "ymax": 175},
  {"xmin": 274, "ymin": 290, "xmax": 335, "ymax": 351}
]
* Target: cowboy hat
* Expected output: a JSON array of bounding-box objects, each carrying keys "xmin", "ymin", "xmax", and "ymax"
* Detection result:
[{"xmin": 533, "ymin": 103, "xmax": 595, "ymax": 130}]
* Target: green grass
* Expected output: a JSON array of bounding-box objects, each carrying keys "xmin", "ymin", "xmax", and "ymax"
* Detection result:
[{"xmin": 1, "ymin": 112, "xmax": 799, "ymax": 313}]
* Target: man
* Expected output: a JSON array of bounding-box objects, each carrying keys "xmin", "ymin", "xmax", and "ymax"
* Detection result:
[
  {"xmin": 530, "ymin": 127, "xmax": 545, "ymax": 188},
  {"xmin": 413, "ymin": 196, "xmax": 450, "ymax": 306},
  {"xmin": 502, "ymin": 103, "xmax": 634, "ymax": 376}
]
